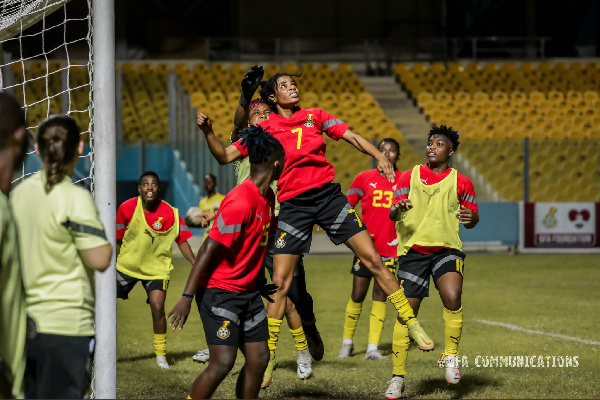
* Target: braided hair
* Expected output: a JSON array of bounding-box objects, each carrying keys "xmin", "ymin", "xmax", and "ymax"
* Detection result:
[
  {"xmin": 429, "ymin": 125, "xmax": 460, "ymax": 151},
  {"xmin": 37, "ymin": 115, "xmax": 80, "ymax": 193},
  {"xmin": 259, "ymin": 73, "xmax": 302, "ymax": 112},
  {"xmin": 239, "ymin": 125, "xmax": 284, "ymax": 165}
]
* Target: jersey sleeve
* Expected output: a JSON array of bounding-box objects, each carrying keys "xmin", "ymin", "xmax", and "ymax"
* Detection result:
[
  {"xmin": 208, "ymin": 197, "xmax": 249, "ymax": 248},
  {"xmin": 392, "ymin": 170, "xmax": 412, "ymax": 205},
  {"xmin": 116, "ymin": 199, "xmax": 134, "ymax": 240},
  {"xmin": 232, "ymin": 138, "xmax": 249, "ymax": 157},
  {"xmin": 346, "ymin": 173, "xmax": 364, "ymax": 206},
  {"xmin": 176, "ymin": 215, "xmax": 193, "ymax": 243},
  {"xmin": 317, "ymin": 109, "xmax": 349, "ymax": 140},
  {"xmin": 68, "ymin": 190, "xmax": 110, "ymax": 251},
  {"xmin": 457, "ymin": 174, "xmax": 478, "ymax": 214}
]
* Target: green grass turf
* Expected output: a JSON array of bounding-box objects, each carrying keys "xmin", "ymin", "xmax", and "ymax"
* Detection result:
[{"xmin": 116, "ymin": 254, "xmax": 600, "ymax": 399}]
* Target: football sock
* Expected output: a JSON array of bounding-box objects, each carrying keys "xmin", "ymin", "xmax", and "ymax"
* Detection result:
[
  {"xmin": 368, "ymin": 300, "xmax": 387, "ymax": 346},
  {"xmin": 392, "ymin": 320, "xmax": 410, "ymax": 376},
  {"xmin": 388, "ymin": 289, "xmax": 417, "ymax": 325},
  {"xmin": 343, "ymin": 298, "xmax": 363, "ymax": 340},
  {"xmin": 268, "ymin": 318, "xmax": 283, "ymax": 354},
  {"xmin": 443, "ymin": 306, "xmax": 463, "ymax": 356},
  {"xmin": 290, "ymin": 327, "xmax": 308, "ymax": 352},
  {"xmin": 153, "ymin": 333, "xmax": 167, "ymax": 357}
]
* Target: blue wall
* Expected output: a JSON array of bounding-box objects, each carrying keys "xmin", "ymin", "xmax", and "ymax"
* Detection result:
[{"xmin": 459, "ymin": 202, "xmax": 519, "ymax": 246}]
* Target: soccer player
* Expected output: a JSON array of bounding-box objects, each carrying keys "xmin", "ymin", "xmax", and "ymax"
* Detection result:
[
  {"xmin": 11, "ymin": 115, "xmax": 112, "ymax": 398},
  {"xmin": 167, "ymin": 125, "xmax": 284, "ymax": 399},
  {"xmin": 116, "ymin": 171, "xmax": 196, "ymax": 369},
  {"xmin": 339, "ymin": 138, "xmax": 403, "ymax": 361},
  {"xmin": 0, "ymin": 93, "xmax": 28, "ymax": 399},
  {"xmin": 194, "ymin": 98, "xmax": 315, "ymax": 384},
  {"xmin": 386, "ymin": 125, "xmax": 479, "ymax": 398},
  {"xmin": 198, "ymin": 173, "xmax": 225, "ymax": 240},
  {"xmin": 196, "ymin": 71, "xmax": 434, "ymax": 391}
]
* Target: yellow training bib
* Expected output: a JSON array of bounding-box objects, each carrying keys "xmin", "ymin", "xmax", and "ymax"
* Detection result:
[
  {"xmin": 117, "ymin": 198, "xmax": 180, "ymax": 280},
  {"xmin": 396, "ymin": 166, "xmax": 462, "ymax": 256}
]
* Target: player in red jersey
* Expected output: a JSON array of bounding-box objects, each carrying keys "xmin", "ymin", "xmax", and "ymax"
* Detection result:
[
  {"xmin": 339, "ymin": 138, "xmax": 402, "ymax": 361},
  {"xmin": 196, "ymin": 71, "xmax": 434, "ymax": 391},
  {"xmin": 385, "ymin": 125, "xmax": 479, "ymax": 398},
  {"xmin": 167, "ymin": 125, "xmax": 284, "ymax": 399}
]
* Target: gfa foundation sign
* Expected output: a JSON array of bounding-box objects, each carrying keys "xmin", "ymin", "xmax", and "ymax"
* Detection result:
[{"xmin": 520, "ymin": 202, "xmax": 600, "ymax": 253}]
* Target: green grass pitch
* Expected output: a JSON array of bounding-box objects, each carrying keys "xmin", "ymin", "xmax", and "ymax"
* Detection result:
[{"xmin": 116, "ymin": 253, "xmax": 600, "ymax": 399}]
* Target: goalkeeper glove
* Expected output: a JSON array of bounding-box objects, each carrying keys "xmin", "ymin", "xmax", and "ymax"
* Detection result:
[{"xmin": 239, "ymin": 65, "xmax": 264, "ymax": 108}]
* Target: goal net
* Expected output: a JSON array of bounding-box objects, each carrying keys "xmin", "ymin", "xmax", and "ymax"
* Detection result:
[{"xmin": 0, "ymin": 0, "xmax": 94, "ymax": 189}]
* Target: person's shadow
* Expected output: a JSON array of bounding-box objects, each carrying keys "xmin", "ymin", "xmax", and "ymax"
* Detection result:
[{"xmin": 410, "ymin": 375, "xmax": 499, "ymax": 399}]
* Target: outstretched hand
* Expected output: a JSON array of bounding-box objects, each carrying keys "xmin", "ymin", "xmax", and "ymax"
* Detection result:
[
  {"xmin": 260, "ymin": 283, "xmax": 278, "ymax": 303},
  {"xmin": 197, "ymin": 112, "xmax": 213, "ymax": 134},
  {"xmin": 376, "ymin": 155, "xmax": 396, "ymax": 182},
  {"xmin": 167, "ymin": 297, "xmax": 193, "ymax": 331},
  {"xmin": 241, "ymin": 65, "xmax": 264, "ymax": 97}
]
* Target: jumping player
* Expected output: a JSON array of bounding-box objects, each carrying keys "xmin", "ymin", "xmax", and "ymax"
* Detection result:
[
  {"xmin": 197, "ymin": 174, "xmax": 225, "ymax": 241},
  {"xmin": 11, "ymin": 115, "xmax": 112, "ymax": 398},
  {"xmin": 196, "ymin": 71, "xmax": 434, "ymax": 393},
  {"xmin": 193, "ymin": 97, "xmax": 315, "ymax": 384},
  {"xmin": 167, "ymin": 125, "xmax": 284, "ymax": 399},
  {"xmin": 386, "ymin": 125, "xmax": 479, "ymax": 398},
  {"xmin": 116, "ymin": 171, "xmax": 196, "ymax": 369},
  {"xmin": 339, "ymin": 138, "xmax": 402, "ymax": 361},
  {"xmin": 0, "ymin": 93, "xmax": 29, "ymax": 399}
]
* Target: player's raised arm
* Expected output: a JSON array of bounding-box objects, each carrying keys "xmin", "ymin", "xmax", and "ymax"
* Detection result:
[
  {"xmin": 167, "ymin": 237, "xmax": 222, "ymax": 331},
  {"xmin": 341, "ymin": 129, "xmax": 395, "ymax": 182},
  {"xmin": 231, "ymin": 65, "xmax": 264, "ymax": 143},
  {"xmin": 197, "ymin": 112, "xmax": 243, "ymax": 165}
]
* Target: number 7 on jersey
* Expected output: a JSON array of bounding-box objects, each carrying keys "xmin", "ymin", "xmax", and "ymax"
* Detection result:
[{"xmin": 292, "ymin": 128, "xmax": 302, "ymax": 149}]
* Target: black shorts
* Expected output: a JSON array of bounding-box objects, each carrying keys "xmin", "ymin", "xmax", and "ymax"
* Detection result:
[
  {"xmin": 351, "ymin": 255, "xmax": 398, "ymax": 278},
  {"xmin": 274, "ymin": 182, "xmax": 367, "ymax": 255},
  {"xmin": 24, "ymin": 331, "xmax": 94, "ymax": 399},
  {"xmin": 397, "ymin": 249, "xmax": 466, "ymax": 298},
  {"xmin": 264, "ymin": 234, "xmax": 306, "ymax": 279},
  {"xmin": 116, "ymin": 270, "xmax": 169, "ymax": 303},
  {"xmin": 196, "ymin": 287, "xmax": 268, "ymax": 346}
]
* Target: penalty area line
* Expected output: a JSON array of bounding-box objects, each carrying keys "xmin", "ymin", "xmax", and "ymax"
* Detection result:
[{"xmin": 472, "ymin": 319, "xmax": 600, "ymax": 346}]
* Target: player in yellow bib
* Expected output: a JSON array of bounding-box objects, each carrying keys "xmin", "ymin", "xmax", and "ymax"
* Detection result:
[
  {"xmin": 386, "ymin": 125, "xmax": 479, "ymax": 398},
  {"xmin": 0, "ymin": 93, "xmax": 29, "ymax": 399},
  {"xmin": 116, "ymin": 171, "xmax": 196, "ymax": 369},
  {"xmin": 11, "ymin": 115, "xmax": 112, "ymax": 398},
  {"xmin": 198, "ymin": 174, "xmax": 226, "ymax": 241}
]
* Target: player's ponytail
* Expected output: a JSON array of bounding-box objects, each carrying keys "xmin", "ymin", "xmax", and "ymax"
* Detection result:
[
  {"xmin": 37, "ymin": 114, "xmax": 80, "ymax": 193},
  {"xmin": 239, "ymin": 125, "xmax": 284, "ymax": 165}
]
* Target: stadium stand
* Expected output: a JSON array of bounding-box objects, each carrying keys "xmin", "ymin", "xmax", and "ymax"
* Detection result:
[{"xmin": 395, "ymin": 61, "xmax": 600, "ymax": 202}]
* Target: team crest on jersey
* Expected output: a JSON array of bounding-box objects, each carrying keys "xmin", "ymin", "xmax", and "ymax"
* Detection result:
[
  {"xmin": 304, "ymin": 114, "xmax": 315, "ymax": 127},
  {"xmin": 276, "ymin": 232, "xmax": 287, "ymax": 248},
  {"xmin": 217, "ymin": 321, "xmax": 231, "ymax": 339},
  {"xmin": 152, "ymin": 217, "xmax": 164, "ymax": 230}
]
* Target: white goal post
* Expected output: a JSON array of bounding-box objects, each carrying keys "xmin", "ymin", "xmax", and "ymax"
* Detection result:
[{"xmin": 0, "ymin": 0, "xmax": 116, "ymax": 397}]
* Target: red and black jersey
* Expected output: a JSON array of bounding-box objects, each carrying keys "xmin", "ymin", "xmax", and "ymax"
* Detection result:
[
  {"xmin": 116, "ymin": 198, "xmax": 192, "ymax": 243},
  {"xmin": 233, "ymin": 108, "xmax": 349, "ymax": 202},
  {"xmin": 347, "ymin": 169, "xmax": 403, "ymax": 257},
  {"xmin": 200, "ymin": 179, "xmax": 275, "ymax": 293},
  {"xmin": 393, "ymin": 164, "xmax": 478, "ymax": 254}
]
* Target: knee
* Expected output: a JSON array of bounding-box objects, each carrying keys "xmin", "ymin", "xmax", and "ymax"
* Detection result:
[
  {"xmin": 441, "ymin": 291, "xmax": 462, "ymax": 311},
  {"xmin": 272, "ymin": 275, "xmax": 290, "ymax": 293},
  {"xmin": 208, "ymin": 355, "xmax": 236, "ymax": 378},
  {"xmin": 350, "ymin": 290, "xmax": 367, "ymax": 303},
  {"xmin": 149, "ymin": 301, "xmax": 165, "ymax": 316},
  {"xmin": 250, "ymin": 350, "xmax": 270, "ymax": 371},
  {"xmin": 362, "ymin": 253, "xmax": 385, "ymax": 273}
]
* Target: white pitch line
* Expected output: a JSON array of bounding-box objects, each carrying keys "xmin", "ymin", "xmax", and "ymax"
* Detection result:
[{"xmin": 472, "ymin": 319, "xmax": 600, "ymax": 346}]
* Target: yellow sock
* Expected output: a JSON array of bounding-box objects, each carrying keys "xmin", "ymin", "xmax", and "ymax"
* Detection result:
[
  {"xmin": 443, "ymin": 306, "xmax": 463, "ymax": 356},
  {"xmin": 392, "ymin": 320, "xmax": 410, "ymax": 376},
  {"xmin": 290, "ymin": 327, "xmax": 308, "ymax": 351},
  {"xmin": 268, "ymin": 318, "xmax": 283, "ymax": 354},
  {"xmin": 368, "ymin": 300, "xmax": 387, "ymax": 345},
  {"xmin": 343, "ymin": 298, "xmax": 363, "ymax": 340},
  {"xmin": 387, "ymin": 289, "xmax": 416, "ymax": 325},
  {"xmin": 153, "ymin": 333, "xmax": 167, "ymax": 357}
]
